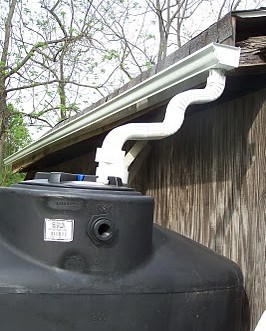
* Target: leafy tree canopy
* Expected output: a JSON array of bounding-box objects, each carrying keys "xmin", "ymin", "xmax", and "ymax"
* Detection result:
[{"xmin": 0, "ymin": 104, "xmax": 32, "ymax": 186}]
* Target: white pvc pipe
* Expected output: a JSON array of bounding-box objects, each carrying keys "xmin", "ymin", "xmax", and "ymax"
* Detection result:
[
  {"xmin": 95, "ymin": 69, "xmax": 226, "ymax": 184},
  {"xmin": 254, "ymin": 311, "xmax": 266, "ymax": 331}
]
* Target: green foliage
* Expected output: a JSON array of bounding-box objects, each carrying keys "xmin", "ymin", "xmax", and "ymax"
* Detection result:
[
  {"xmin": 144, "ymin": 61, "xmax": 154, "ymax": 69},
  {"xmin": 69, "ymin": 103, "xmax": 79, "ymax": 112},
  {"xmin": 0, "ymin": 61, "xmax": 8, "ymax": 76},
  {"xmin": 0, "ymin": 104, "xmax": 32, "ymax": 187},
  {"xmin": 5, "ymin": 104, "xmax": 32, "ymax": 156},
  {"xmin": 0, "ymin": 171, "xmax": 26, "ymax": 187},
  {"xmin": 103, "ymin": 49, "xmax": 119, "ymax": 61},
  {"xmin": 34, "ymin": 41, "xmax": 47, "ymax": 48}
]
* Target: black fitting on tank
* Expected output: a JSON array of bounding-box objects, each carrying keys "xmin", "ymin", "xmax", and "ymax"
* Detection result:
[{"xmin": 90, "ymin": 218, "xmax": 114, "ymax": 243}]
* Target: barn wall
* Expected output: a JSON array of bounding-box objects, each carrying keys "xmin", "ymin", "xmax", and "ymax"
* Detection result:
[{"xmin": 134, "ymin": 88, "xmax": 266, "ymax": 329}]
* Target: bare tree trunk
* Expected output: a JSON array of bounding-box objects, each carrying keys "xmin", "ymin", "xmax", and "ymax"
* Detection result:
[
  {"xmin": 59, "ymin": 82, "xmax": 67, "ymax": 120},
  {"xmin": 0, "ymin": 134, "xmax": 5, "ymax": 174},
  {"xmin": 59, "ymin": 45, "xmax": 67, "ymax": 120},
  {"xmin": 0, "ymin": 0, "xmax": 17, "ymax": 173},
  {"xmin": 156, "ymin": 0, "xmax": 168, "ymax": 62},
  {"xmin": 0, "ymin": 80, "xmax": 7, "ymax": 173}
]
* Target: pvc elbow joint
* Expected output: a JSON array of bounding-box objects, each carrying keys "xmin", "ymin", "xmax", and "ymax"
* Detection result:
[{"xmin": 95, "ymin": 148, "xmax": 128, "ymax": 184}]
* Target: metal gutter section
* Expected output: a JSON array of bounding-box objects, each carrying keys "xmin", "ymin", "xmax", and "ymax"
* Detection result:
[
  {"xmin": 4, "ymin": 43, "xmax": 240, "ymax": 167},
  {"xmin": 233, "ymin": 8, "xmax": 266, "ymax": 18}
]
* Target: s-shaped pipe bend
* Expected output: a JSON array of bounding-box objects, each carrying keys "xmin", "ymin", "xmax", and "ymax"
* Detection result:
[{"xmin": 96, "ymin": 69, "xmax": 226, "ymax": 184}]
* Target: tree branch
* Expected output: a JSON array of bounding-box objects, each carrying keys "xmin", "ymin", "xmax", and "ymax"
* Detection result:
[
  {"xmin": 6, "ymin": 35, "xmax": 84, "ymax": 78},
  {"xmin": 42, "ymin": 2, "xmax": 68, "ymax": 38},
  {"xmin": 6, "ymin": 75, "xmax": 118, "ymax": 93},
  {"xmin": 1, "ymin": 0, "xmax": 17, "ymax": 65},
  {"xmin": 20, "ymin": 111, "xmax": 53, "ymax": 128}
]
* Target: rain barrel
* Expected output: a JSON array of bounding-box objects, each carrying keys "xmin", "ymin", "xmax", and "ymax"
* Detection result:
[{"xmin": 0, "ymin": 172, "xmax": 244, "ymax": 330}]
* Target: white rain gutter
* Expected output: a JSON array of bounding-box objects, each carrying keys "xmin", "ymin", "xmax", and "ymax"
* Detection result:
[
  {"xmin": 4, "ymin": 43, "xmax": 240, "ymax": 169},
  {"xmin": 233, "ymin": 8, "xmax": 266, "ymax": 18}
]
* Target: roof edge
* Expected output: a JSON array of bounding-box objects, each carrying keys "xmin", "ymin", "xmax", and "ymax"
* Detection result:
[{"xmin": 4, "ymin": 43, "xmax": 240, "ymax": 169}]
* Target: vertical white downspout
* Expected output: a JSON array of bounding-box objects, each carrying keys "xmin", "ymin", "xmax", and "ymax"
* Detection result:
[
  {"xmin": 95, "ymin": 69, "xmax": 226, "ymax": 184},
  {"xmin": 254, "ymin": 311, "xmax": 266, "ymax": 331}
]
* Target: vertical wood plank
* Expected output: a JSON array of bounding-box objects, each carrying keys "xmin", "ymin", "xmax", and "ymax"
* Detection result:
[{"xmin": 134, "ymin": 88, "xmax": 266, "ymax": 330}]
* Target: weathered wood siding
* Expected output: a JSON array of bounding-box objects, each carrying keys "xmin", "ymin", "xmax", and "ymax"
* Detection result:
[{"xmin": 134, "ymin": 88, "xmax": 266, "ymax": 330}]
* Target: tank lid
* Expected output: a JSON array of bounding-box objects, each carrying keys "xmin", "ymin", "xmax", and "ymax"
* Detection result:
[{"xmin": 18, "ymin": 172, "xmax": 133, "ymax": 191}]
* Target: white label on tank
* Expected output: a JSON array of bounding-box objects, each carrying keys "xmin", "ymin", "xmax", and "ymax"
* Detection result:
[{"xmin": 44, "ymin": 218, "xmax": 74, "ymax": 242}]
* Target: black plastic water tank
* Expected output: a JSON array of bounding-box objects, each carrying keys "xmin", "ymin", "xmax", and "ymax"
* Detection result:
[{"xmin": 0, "ymin": 172, "xmax": 244, "ymax": 330}]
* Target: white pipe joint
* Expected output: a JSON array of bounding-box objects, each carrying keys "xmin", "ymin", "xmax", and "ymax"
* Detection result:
[
  {"xmin": 96, "ymin": 69, "xmax": 226, "ymax": 184},
  {"xmin": 254, "ymin": 311, "xmax": 266, "ymax": 331},
  {"xmin": 95, "ymin": 148, "xmax": 127, "ymax": 184}
]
